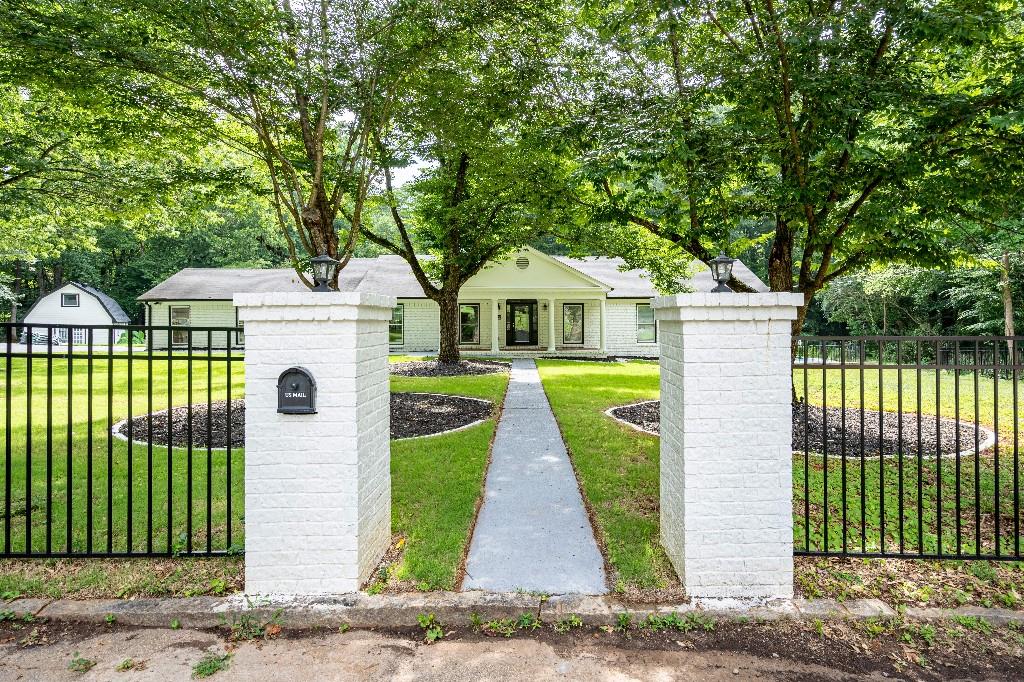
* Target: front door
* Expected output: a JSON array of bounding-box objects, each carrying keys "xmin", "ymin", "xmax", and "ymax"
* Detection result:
[{"xmin": 506, "ymin": 301, "xmax": 538, "ymax": 346}]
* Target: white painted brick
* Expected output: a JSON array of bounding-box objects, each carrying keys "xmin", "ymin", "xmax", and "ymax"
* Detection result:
[
  {"xmin": 235, "ymin": 292, "xmax": 395, "ymax": 596},
  {"xmin": 658, "ymin": 294, "xmax": 799, "ymax": 600}
]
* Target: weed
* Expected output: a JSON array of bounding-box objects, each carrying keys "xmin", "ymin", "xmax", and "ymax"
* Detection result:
[
  {"xmin": 68, "ymin": 652, "xmax": 96, "ymax": 673},
  {"xmin": 812, "ymin": 618, "xmax": 824, "ymax": 637},
  {"xmin": 338, "ymin": 623, "xmax": 350, "ymax": 634},
  {"xmin": 687, "ymin": 612, "xmax": 716, "ymax": 632},
  {"xmin": 469, "ymin": 612, "xmax": 483, "ymax": 630},
  {"xmin": 483, "ymin": 618, "xmax": 517, "ymax": 638},
  {"xmin": 951, "ymin": 615, "xmax": 993, "ymax": 635},
  {"xmin": 0, "ymin": 610, "xmax": 15, "ymax": 622},
  {"xmin": 116, "ymin": 658, "xmax": 145, "ymax": 672},
  {"xmin": 1001, "ymin": 590, "xmax": 1019, "ymax": 608},
  {"xmin": 105, "ymin": 613, "xmax": 117, "ymax": 625},
  {"xmin": 553, "ymin": 615, "xmax": 583, "ymax": 633},
  {"xmin": 615, "ymin": 612, "xmax": 633, "ymax": 632},
  {"xmin": 417, "ymin": 613, "xmax": 444, "ymax": 643},
  {"xmin": 517, "ymin": 612, "xmax": 541, "ymax": 631},
  {"xmin": 192, "ymin": 653, "xmax": 231, "ymax": 679},
  {"xmin": 170, "ymin": 618, "xmax": 182, "ymax": 630},
  {"xmin": 208, "ymin": 578, "xmax": 228, "ymax": 596},
  {"xmin": 0, "ymin": 590, "xmax": 22, "ymax": 601},
  {"xmin": 221, "ymin": 607, "xmax": 284, "ymax": 641},
  {"xmin": 864, "ymin": 618, "xmax": 886, "ymax": 638},
  {"xmin": 969, "ymin": 562, "xmax": 998, "ymax": 584}
]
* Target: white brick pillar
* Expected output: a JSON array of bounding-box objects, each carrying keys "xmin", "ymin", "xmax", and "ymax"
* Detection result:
[
  {"xmin": 654, "ymin": 292, "xmax": 803, "ymax": 601},
  {"xmin": 234, "ymin": 292, "xmax": 395, "ymax": 595}
]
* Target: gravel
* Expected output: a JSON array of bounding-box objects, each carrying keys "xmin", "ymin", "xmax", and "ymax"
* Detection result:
[
  {"xmin": 609, "ymin": 401, "xmax": 989, "ymax": 457},
  {"xmin": 389, "ymin": 360, "xmax": 509, "ymax": 377},
  {"xmin": 118, "ymin": 393, "xmax": 494, "ymax": 447}
]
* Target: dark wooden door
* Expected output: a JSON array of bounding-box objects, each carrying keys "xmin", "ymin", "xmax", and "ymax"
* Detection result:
[{"xmin": 506, "ymin": 301, "xmax": 538, "ymax": 346}]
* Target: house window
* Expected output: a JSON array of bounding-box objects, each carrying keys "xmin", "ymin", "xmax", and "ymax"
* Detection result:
[
  {"xmin": 170, "ymin": 306, "xmax": 191, "ymax": 346},
  {"xmin": 234, "ymin": 308, "xmax": 245, "ymax": 346},
  {"xmin": 563, "ymin": 303, "xmax": 584, "ymax": 345},
  {"xmin": 460, "ymin": 304, "xmax": 480, "ymax": 344},
  {"xmin": 389, "ymin": 304, "xmax": 404, "ymax": 345},
  {"xmin": 636, "ymin": 303, "xmax": 657, "ymax": 343},
  {"xmin": 61, "ymin": 293, "xmax": 80, "ymax": 307}
]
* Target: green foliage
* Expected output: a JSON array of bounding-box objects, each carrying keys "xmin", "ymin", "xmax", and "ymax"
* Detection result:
[
  {"xmin": 482, "ymin": 618, "xmax": 518, "ymax": 638},
  {"xmin": 417, "ymin": 613, "xmax": 444, "ymax": 643},
  {"xmin": 192, "ymin": 653, "xmax": 231, "ymax": 679},
  {"xmin": 68, "ymin": 652, "xmax": 96, "ymax": 673},
  {"xmin": 552, "ymin": 614, "xmax": 583, "ymax": 633}
]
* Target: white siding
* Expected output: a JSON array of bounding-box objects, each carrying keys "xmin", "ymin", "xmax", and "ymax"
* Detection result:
[
  {"xmin": 144, "ymin": 300, "xmax": 238, "ymax": 349},
  {"xmin": 23, "ymin": 284, "xmax": 121, "ymax": 344},
  {"xmin": 604, "ymin": 299, "xmax": 660, "ymax": 357}
]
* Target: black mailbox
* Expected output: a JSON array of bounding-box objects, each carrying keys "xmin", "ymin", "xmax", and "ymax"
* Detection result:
[{"xmin": 277, "ymin": 367, "xmax": 317, "ymax": 414}]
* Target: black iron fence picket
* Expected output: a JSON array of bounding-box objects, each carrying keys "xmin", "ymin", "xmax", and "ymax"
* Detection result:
[
  {"xmin": 794, "ymin": 336, "xmax": 1023, "ymax": 560},
  {"xmin": 0, "ymin": 323, "xmax": 244, "ymax": 557}
]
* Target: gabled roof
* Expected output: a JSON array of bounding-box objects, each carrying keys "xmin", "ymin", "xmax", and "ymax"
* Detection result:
[
  {"xmin": 73, "ymin": 282, "xmax": 132, "ymax": 323},
  {"xmin": 137, "ymin": 254, "xmax": 769, "ymax": 301},
  {"xmin": 22, "ymin": 281, "xmax": 132, "ymax": 323}
]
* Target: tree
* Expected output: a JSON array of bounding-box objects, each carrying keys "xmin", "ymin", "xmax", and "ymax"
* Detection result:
[
  {"xmin": 1, "ymin": 0, "xmax": 531, "ymax": 286},
  {"xmin": 570, "ymin": 0, "xmax": 1024, "ymax": 335},
  {"xmin": 363, "ymin": 6, "xmax": 574, "ymax": 364}
]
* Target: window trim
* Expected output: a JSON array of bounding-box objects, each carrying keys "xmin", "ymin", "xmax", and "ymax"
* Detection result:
[
  {"xmin": 389, "ymin": 303, "xmax": 405, "ymax": 346},
  {"xmin": 459, "ymin": 303, "xmax": 481, "ymax": 345},
  {"xmin": 636, "ymin": 303, "xmax": 657, "ymax": 344},
  {"xmin": 61, "ymin": 292, "xmax": 80, "ymax": 308},
  {"xmin": 234, "ymin": 307, "xmax": 245, "ymax": 346},
  {"xmin": 562, "ymin": 303, "xmax": 585, "ymax": 345},
  {"xmin": 169, "ymin": 305, "xmax": 191, "ymax": 346}
]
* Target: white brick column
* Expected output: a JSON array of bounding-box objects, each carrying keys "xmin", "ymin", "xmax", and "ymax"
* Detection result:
[
  {"xmin": 234, "ymin": 291, "xmax": 395, "ymax": 595},
  {"xmin": 654, "ymin": 292, "xmax": 803, "ymax": 601}
]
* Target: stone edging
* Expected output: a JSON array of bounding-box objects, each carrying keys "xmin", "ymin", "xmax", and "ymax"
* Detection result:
[
  {"xmin": 6, "ymin": 594, "xmax": 1022, "ymax": 630},
  {"xmin": 604, "ymin": 400, "xmax": 659, "ymax": 436},
  {"xmin": 109, "ymin": 393, "xmax": 496, "ymax": 450}
]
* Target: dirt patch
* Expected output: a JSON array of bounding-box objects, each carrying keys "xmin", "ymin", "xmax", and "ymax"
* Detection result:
[
  {"xmin": 390, "ymin": 360, "xmax": 510, "ymax": 377},
  {"xmin": 609, "ymin": 400, "xmax": 990, "ymax": 457},
  {"xmin": 796, "ymin": 556, "xmax": 1024, "ymax": 610},
  {"xmin": 117, "ymin": 393, "xmax": 495, "ymax": 448}
]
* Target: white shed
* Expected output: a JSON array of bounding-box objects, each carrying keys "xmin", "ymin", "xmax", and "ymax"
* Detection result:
[{"xmin": 22, "ymin": 282, "xmax": 131, "ymax": 345}]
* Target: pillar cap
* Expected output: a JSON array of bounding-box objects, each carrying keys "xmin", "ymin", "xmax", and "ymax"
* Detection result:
[
  {"xmin": 234, "ymin": 291, "xmax": 397, "ymax": 322},
  {"xmin": 653, "ymin": 292, "xmax": 804, "ymax": 321}
]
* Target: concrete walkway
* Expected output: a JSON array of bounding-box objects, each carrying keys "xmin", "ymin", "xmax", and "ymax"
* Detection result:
[{"xmin": 463, "ymin": 359, "xmax": 606, "ymax": 594}]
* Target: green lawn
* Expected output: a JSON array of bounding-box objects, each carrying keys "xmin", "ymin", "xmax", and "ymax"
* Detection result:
[
  {"xmin": 0, "ymin": 352, "xmax": 508, "ymax": 596},
  {"xmin": 538, "ymin": 359, "xmax": 1024, "ymax": 597},
  {"xmin": 388, "ymin": 370, "xmax": 509, "ymax": 590},
  {"xmin": 535, "ymin": 359, "xmax": 672, "ymax": 593}
]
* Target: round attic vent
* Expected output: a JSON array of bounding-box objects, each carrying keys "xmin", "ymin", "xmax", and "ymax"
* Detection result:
[{"xmin": 516, "ymin": 256, "xmax": 530, "ymax": 269}]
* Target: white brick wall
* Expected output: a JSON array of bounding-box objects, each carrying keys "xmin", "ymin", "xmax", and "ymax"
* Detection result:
[
  {"xmin": 235, "ymin": 291, "xmax": 395, "ymax": 595},
  {"xmin": 654, "ymin": 292, "xmax": 802, "ymax": 600},
  {"xmin": 605, "ymin": 299, "xmax": 660, "ymax": 356}
]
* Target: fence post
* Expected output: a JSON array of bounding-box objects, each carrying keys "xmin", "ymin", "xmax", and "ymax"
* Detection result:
[
  {"xmin": 234, "ymin": 292, "xmax": 395, "ymax": 595},
  {"xmin": 654, "ymin": 292, "xmax": 804, "ymax": 601}
]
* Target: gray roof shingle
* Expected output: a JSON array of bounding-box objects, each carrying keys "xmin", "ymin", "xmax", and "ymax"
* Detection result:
[{"xmin": 137, "ymin": 254, "xmax": 768, "ymax": 301}]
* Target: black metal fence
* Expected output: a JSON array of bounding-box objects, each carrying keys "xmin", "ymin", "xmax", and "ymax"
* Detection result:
[
  {"xmin": 0, "ymin": 323, "xmax": 245, "ymax": 557},
  {"xmin": 794, "ymin": 336, "xmax": 1023, "ymax": 560}
]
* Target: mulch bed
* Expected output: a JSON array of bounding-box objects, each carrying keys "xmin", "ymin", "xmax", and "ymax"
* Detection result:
[
  {"xmin": 609, "ymin": 401, "xmax": 988, "ymax": 457},
  {"xmin": 117, "ymin": 393, "xmax": 494, "ymax": 448},
  {"xmin": 389, "ymin": 360, "xmax": 509, "ymax": 377}
]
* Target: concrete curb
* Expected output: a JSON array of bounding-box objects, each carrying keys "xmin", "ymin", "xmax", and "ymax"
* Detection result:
[{"xmin": 5, "ymin": 593, "xmax": 1023, "ymax": 630}]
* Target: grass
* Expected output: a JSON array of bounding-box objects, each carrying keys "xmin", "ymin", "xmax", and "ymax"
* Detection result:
[
  {"xmin": 388, "ymin": 370, "xmax": 509, "ymax": 590},
  {"xmin": 534, "ymin": 359, "xmax": 672, "ymax": 593},
  {"xmin": 537, "ymin": 358, "xmax": 1024, "ymax": 598},
  {"xmin": 0, "ymin": 352, "xmax": 507, "ymax": 596}
]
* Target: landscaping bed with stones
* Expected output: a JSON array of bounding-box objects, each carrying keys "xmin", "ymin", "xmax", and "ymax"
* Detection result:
[
  {"xmin": 117, "ymin": 393, "xmax": 494, "ymax": 448},
  {"xmin": 608, "ymin": 400, "xmax": 991, "ymax": 457},
  {"xmin": 389, "ymin": 360, "xmax": 510, "ymax": 377}
]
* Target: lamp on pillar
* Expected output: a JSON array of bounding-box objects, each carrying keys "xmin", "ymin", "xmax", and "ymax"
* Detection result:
[
  {"xmin": 311, "ymin": 252, "xmax": 341, "ymax": 292},
  {"xmin": 709, "ymin": 253, "xmax": 735, "ymax": 293}
]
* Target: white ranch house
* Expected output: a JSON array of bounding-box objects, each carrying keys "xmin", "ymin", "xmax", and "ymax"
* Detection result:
[
  {"xmin": 22, "ymin": 281, "xmax": 130, "ymax": 344},
  {"xmin": 138, "ymin": 247, "xmax": 767, "ymax": 357}
]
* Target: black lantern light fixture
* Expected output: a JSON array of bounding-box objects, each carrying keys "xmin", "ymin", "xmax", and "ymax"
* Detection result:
[
  {"xmin": 310, "ymin": 251, "xmax": 341, "ymax": 292},
  {"xmin": 709, "ymin": 252, "xmax": 735, "ymax": 293}
]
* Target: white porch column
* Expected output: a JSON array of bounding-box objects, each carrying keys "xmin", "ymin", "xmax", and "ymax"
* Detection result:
[
  {"xmin": 491, "ymin": 298, "xmax": 500, "ymax": 353},
  {"xmin": 653, "ymin": 293, "xmax": 803, "ymax": 601},
  {"xmin": 235, "ymin": 291, "xmax": 395, "ymax": 595},
  {"xmin": 599, "ymin": 299, "xmax": 607, "ymax": 353},
  {"xmin": 546, "ymin": 298, "xmax": 556, "ymax": 352}
]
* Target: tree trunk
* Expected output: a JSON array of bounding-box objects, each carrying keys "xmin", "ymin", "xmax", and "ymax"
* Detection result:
[
  {"xmin": 1001, "ymin": 251, "xmax": 1015, "ymax": 363},
  {"xmin": 437, "ymin": 292, "xmax": 462, "ymax": 365}
]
